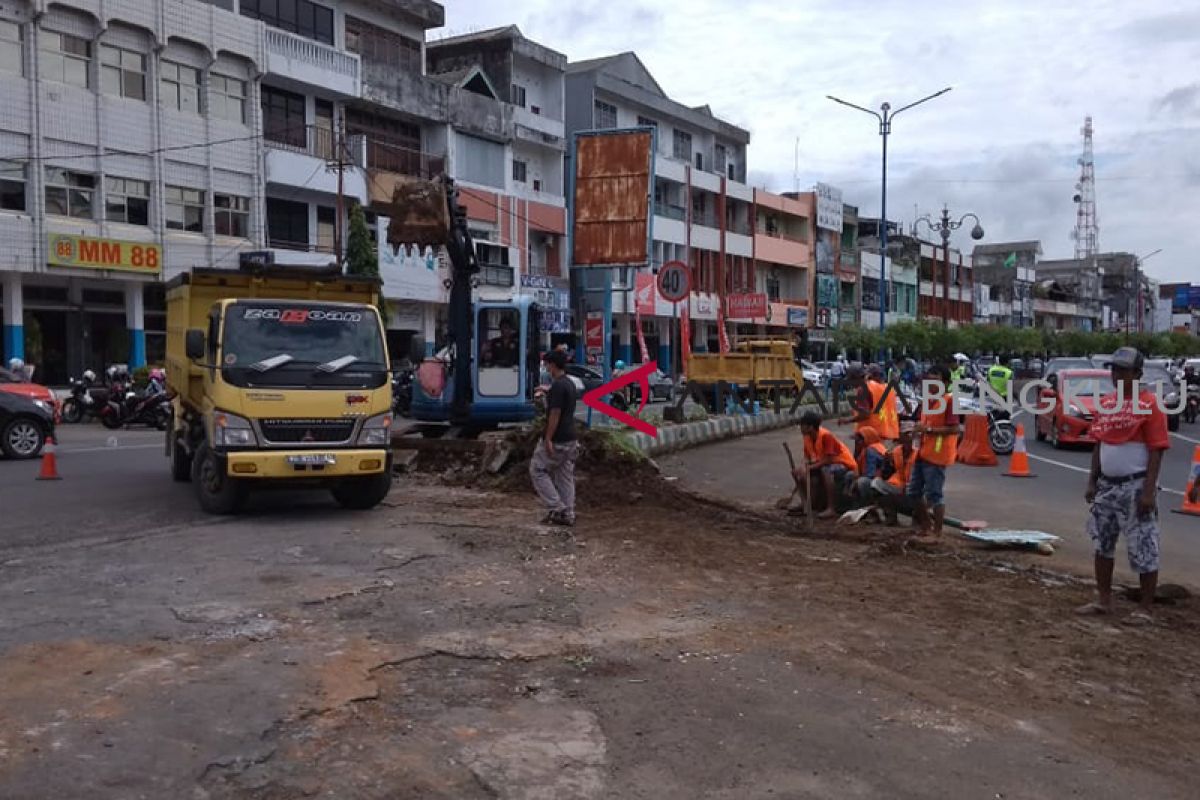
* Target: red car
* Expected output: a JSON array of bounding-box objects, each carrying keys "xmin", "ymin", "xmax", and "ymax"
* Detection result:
[
  {"xmin": 1035, "ymin": 368, "xmax": 1114, "ymax": 448},
  {"xmin": 0, "ymin": 367, "xmax": 60, "ymax": 422}
]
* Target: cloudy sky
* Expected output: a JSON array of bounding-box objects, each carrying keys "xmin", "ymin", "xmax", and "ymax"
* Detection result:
[{"xmin": 438, "ymin": 0, "xmax": 1199, "ymax": 283}]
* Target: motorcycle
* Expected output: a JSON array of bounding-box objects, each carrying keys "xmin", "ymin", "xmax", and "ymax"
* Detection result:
[
  {"xmin": 98, "ymin": 376, "xmax": 171, "ymax": 430},
  {"xmin": 956, "ymin": 394, "xmax": 1015, "ymax": 455},
  {"xmin": 392, "ymin": 366, "xmax": 414, "ymax": 417},
  {"xmin": 60, "ymin": 371, "xmax": 104, "ymax": 424}
]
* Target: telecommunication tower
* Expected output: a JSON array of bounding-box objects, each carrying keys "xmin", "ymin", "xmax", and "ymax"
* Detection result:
[{"xmin": 1071, "ymin": 116, "xmax": 1098, "ymax": 261}]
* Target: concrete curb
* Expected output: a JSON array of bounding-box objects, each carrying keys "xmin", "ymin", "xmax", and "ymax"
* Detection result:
[{"xmin": 624, "ymin": 404, "xmax": 825, "ymax": 457}]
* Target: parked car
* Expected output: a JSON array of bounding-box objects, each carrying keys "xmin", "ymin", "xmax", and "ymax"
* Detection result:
[
  {"xmin": 1043, "ymin": 357, "xmax": 1094, "ymax": 384},
  {"xmin": 0, "ymin": 390, "xmax": 55, "ymax": 459},
  {"xmin": 1027, "ymin": 358, "xmax": 1045, "ymax": 377},
  {"xmin": 1010, "ymin": 358, "xmax": 1025, "ymax": 377},
  {"xmin": 565, "ymin": 364, "xmax": 605, "ymax": 394},
  {"xmin": 1140, "ymin": 364, "xmax": 1183, "ymax": 432},
  {"xmin": 1035, "ymin": 368, "xmax": 1113, "ymax": 449},
  {"xmin": 0, "ymin": 367, "xmax": 59, "ymax": 421},
  {"xmin": 799, "ymin": 359, "xmax": 826, "ymax": 389}
]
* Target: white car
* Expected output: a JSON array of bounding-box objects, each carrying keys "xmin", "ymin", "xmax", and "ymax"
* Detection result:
[{"xmin": 800, "ymin": 359, "xmax": 825, "ymax": 388}]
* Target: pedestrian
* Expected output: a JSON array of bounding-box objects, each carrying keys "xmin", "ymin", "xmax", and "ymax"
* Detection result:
[
  {"xmin": 907, "ymin": 363, "xmax": 960, "ymax": 541},
  {"xmin": 1078, "ymin": 346, "xmax": 1170, "ymax": 624},
  {"xmin": 794, "ymin": 410, "xmax": 858, "ymax": 519},
  {"xmin": 827, "ymin": 356, "xmax": 847, "ymax": 403},
  {"xmin": 530, "ymin": 350, "xmax": 579, "ymax": 527}
]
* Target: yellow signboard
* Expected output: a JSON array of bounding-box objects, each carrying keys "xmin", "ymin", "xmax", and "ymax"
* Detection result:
[{"xmin": 47, "ymin": 233, "xmax": 162, "ymax": 275}]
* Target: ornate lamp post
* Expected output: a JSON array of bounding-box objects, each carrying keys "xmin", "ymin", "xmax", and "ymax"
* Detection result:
[{"xmin": 914, "ymin": 206, "xmax": 984, "ymax": 326}]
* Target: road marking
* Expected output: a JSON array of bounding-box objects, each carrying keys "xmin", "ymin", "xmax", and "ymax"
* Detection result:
[
  {"xmin": 1171, "ymin": 432, "xmax": 1200, "ymax": 445},
  {"xmin": 59, "ymin": 443, "xmax": 162, "ymax": 454},
  {"xmin": 1026, "ymin": 452, "xmax": 1184, "ymax": 496}
]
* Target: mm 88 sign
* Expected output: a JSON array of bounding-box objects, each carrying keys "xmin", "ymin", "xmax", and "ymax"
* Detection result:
[{"xmin": 656, "ymin": 260, "xmax": 692, "ymax": 303}]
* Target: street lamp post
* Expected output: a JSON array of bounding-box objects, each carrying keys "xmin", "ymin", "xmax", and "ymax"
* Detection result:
[
  {"xmin": 914, "ymin": 206, "xmax": 985, "ymax": 327},
  {"xmin": 827, "ymin": 87, "xmax": 952, "ymax": 334}
]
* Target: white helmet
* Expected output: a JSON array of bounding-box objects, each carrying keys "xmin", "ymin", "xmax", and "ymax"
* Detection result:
[
  {"xmin": 83, "ymin": 369, "xmax": 96, "ymax": 382},
  {"xmin": 953, "ymin": 353, "xmax": 970, "ymax": 364},
  {"xmin": 7, "ymin": 357, "xmax": 24, "ymax": 372}
]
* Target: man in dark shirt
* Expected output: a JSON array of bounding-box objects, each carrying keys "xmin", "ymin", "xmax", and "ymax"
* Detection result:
[
  {"xmin": 530, "ymin": 350, "xmax": 579, "ymax": 526},
  {"xmin": 488, "ymin": 321, "xmax": 519, "ymax": 367}
]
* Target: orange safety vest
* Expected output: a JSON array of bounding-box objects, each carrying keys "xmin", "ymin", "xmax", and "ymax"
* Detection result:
[
  {"xmin": 856, "ymin": 380, "xmax": 899, "ymax": 441},
  {"xmin": 918, "ymin": 408, "xmax": 958, "ymax": 467},
  {"xmin": 804, "ymin": 428, "xmax": 858, "ymax": 472},
  {"xmin": 887, "ymin": 447, "xmax": 917, "ymax": 489}
]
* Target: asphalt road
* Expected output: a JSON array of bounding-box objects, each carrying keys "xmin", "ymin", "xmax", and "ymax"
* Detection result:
[
  {"xmin": 661, "ymin": 416, "xmax": 1200, "ymax": 586},
  {"xmin": 0, "ymin": 424, "xmax": 350, "ymax": 552}
]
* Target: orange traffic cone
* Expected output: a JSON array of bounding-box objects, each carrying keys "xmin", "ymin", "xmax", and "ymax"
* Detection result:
[
  {"xmin": 1172, "ymin": 445, "xmax": 1200, "ymax": 517},
  {"xmin": 957, "ymin": 414, "xmax": 998, "ymax": 466},
  {"xmin": 36, "ymin": 436, "xmax": 62, "ymax": 481},
  {"xmin": 1003, "ymin": 423, "xmax": 1036, "ymax": 478}
]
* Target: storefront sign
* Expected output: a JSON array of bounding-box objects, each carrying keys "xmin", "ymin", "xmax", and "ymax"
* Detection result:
[
  {"xmin": 539, "ymin": 310, "xmax": 572, "ymax": 333},
  {"xmin": 634, "ymin": 273, "xmax": 657, "ymax": 316},
  {"xmin": 585, "ymin": 312, "xmax": 604, "ymax": 351},
  {"xmin": 48, "ymin": 233, "xmax": 162, "ymax": 274},
  {"xmin": 815, "ymin": 183, "xmax": 843, "ymax": 232},
  {"xmin": 787, "ymin": 306, "xmax": 809, "ymax": 327},
  {"xmin": 726, "ymin": 293, "xmax": 768, "ymax": 320}
]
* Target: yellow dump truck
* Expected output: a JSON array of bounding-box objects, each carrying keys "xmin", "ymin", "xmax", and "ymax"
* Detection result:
[
  {"xmin": 685, "ymin": 340, "xmax": 807, "ymax": 409},
  {"xmin": 165, "ymin": 265, "xmax": 393, "ymax": 513}
]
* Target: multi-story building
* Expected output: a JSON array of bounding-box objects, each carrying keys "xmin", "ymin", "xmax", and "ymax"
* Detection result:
[
  {"xmin": 1036, "ymin": 252, "xmax": 1143, "ymax": 332},
  {"xmin": 972, "ymin": 241, "xmax": 1039, "ymax": 328},
  {"xmin": 0, "ymin": 0, "xmax": 265, "ymax": 381},
  {"xmin": 565, "ymin": 51, "xmax": 752, "ymax": 364},
  {"xmin": 1035, "ymin": 255, "xmax": 1102, "ymax": 332},
  {"xmin": 749, "ymin": 189, "xmax": 811, "ymax": 338},
  {"xmin": 857, "ymin": 218, "xmax": 932, "ymax": 328}
]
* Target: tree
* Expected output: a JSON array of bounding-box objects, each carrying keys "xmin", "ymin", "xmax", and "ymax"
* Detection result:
[{"xmin": 344, "ymin": 203, "xmax": 388, "ymax": 324}]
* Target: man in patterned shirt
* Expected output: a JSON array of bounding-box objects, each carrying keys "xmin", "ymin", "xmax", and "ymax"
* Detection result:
[{"xmin": 1078, "ymin": 347, "xmax": 1170, "ymax": 624}]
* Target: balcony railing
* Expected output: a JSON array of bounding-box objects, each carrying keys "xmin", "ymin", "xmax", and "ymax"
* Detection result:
[
  {"xmin": 692, "ymin": 208, "xmax": 718, "ymax": 228},
  {"xmin": 654, "ymin": 202, "xmax": 686, "ymax": 221},
  {"xmin": 264, "ymin": 125, "xmax": 367, "ymax": 166},
  {"xmin": 268, "ymin": 238, "xmax": 336, "ymax": 254},
  {"xmin": 265, "ymin": 26, "xmax": 360, "ymax": 82},
  {"xmin": 364, "ymin": 137, "xmax": 446, "ymax": 180},
  {"xmin": 756, "ymin": 226, "xmax": 807, "ymax": 243}
]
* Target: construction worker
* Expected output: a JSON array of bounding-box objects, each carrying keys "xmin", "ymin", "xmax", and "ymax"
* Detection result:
[
  {"xmin": 1079, "ymin": 346, "xmax": 1169, "ymax": 624},
  {"xmin": 908, "ymin": 364, "xmax": 960, "ymax": 541},
  {"xmin": 851, "ymin": 427, "xmax": 888, "ymax": 505},
  {"xmin": 987, "ymin": 356, "xmax": 1014, "ymax": 398},
  {"xmin": 794, "ymin": 410, "xmax": 858, "ymax": 519},
  {"xmin": 839, "ymin": 363, "xmax": 899, "ymax": 442},
  {"xmin": 877, "ymin": 424, "xmax": 919, "ymax": 525}
]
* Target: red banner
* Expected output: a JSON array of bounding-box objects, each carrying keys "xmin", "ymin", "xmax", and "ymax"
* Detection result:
[
  {"xmin": 680, "ymin": 299, "xmax": 692, "ymax": 366},
  {"xmin": 634, "ymin": 272, "xmax": 656, "ymax": 315},
  {"xmin": 585, "ymin": 313, "xmax": 604, "ymax": 351},
  {"xmin": 726, "ymin": 292, "xmax": 768, "ymax": 320}
]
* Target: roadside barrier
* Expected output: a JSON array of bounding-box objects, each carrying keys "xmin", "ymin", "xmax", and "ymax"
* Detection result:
[
  {"xmin": 36, "ymin": 436, "xmax": 62, "ymax": 481},
  {"xmin": 1002, "ymin": 424, "xmax": 1036, "ymax": 478},
  {"xmin": 956, "ymin": 414, "xmax": 998, "ymax": 466},
  {"xmin": 1172, "ymin": 445, "xmax": 1200, "ymax": 517}
]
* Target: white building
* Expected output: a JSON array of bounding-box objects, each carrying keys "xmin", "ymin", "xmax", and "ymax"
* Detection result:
[{"xmin": 565, "ymin": 52, "xmax": 752, "ymax": 365}]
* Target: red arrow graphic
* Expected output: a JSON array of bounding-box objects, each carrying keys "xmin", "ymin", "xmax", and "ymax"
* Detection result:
[{"xmin": 582, "ymin": 361, "xmax": 659, "ymax": 437}]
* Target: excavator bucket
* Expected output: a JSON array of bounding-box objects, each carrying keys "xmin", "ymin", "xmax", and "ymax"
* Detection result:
[{"xmin": 386, "ymin": 178, "xmax": 451, "ymax": 249}]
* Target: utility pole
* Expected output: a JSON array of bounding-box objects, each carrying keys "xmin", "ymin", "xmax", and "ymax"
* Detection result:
[{"xmin": 332, "ymin": 113, "xmax": 346, "ymax": 270}]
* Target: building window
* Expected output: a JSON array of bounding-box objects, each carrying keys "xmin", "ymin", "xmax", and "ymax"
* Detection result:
[
  {"xmin": 160, "ymin": 60, "xmax": 200, "ymax": 114},
  {"xmin": 694, "ymin": 151, "xmax": 704, "ymax": 171},
  {"xmin": 0, "ymin": 20, "xmax": 23, "ymax": 76},
  {"xmin": 511, "ymin": 84, "xmax": 526, "ymax": 108},
  {"xmin": 766, "ymin": 276, "xmax": 781, "ymax": 302},
  {"xmin": 210, "ymin": 74, "xmax": 247, "ymax": 124},
  {"xmin": 165, "ymin": 185, "xmax": 205, "ymax": 233},
  {"xmin": 344, "ymin": 16, "xmax": 421, "ymax": 72},
  {"xmin": 45, "ymin": 168, "xmax": 94, "ymax": 218},
  {"xmin": 673, "ymin": 129, "xmax": 692, "ymax": 161},
  {"xmin": 99, "ymin": 44, "xmax": 146, "ymax": 101},
  {"xmin": 40, "ymin": 30, "xmax": 90, "ymax": 88},
  {"xmin": 105, "ymin": 177, "xmax": 149, "ymax": 225},
  {"xmin": 0, "ymin": 160, "xmax": 25, "ymax": 211},
  {"xmin": 267, "ymin": 197, "xmax": 309, "ymax": 249},
  {"xmin": 455, "ymin": 132, "xmax": 504, "ymax": 189},
  {"xmin": 240, "ymin": 0, "xmax": 334, "ymax": 46},
  {"xmin": 593, "ymin": 99, "xmax": 617, "ymax": 129},
  {"xmin": 261, "ymin": 86, "xmax": 306, "ymax": 148},
  {"xmin": 214, "ymin": 193, "xmax": 250, "ymax": 238},
  {"xmin": 637, "ymin": 115, "xmax": 657, "ymax": 129},
  {"xmin": 532, "ymin": 179, "xmax": 542, "ymax": 192},
  {"xmin": 316, "ymin": 206, "xmax": 335, "ymax": 253},
  {"xmin": 512, "ymin": 159, "xmax": 527, "ymax": 184}
]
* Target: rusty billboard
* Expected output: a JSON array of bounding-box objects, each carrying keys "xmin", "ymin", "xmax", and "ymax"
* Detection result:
[{"xmin": 571, "ymin": 129, "xmax": 654, "ymax": 267}]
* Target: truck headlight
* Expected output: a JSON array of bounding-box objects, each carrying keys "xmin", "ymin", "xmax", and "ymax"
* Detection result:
[
  {"xmin": 356, "ymin": 412, "xmax": 392, "ymax": 446},
  {"xmin": 213, "ymin": 410, "xmax": 256, "ymax": 447}
]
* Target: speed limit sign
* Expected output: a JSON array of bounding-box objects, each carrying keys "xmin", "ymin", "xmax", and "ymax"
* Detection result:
[{"xmin": 656, "ymin": 260, "xmax": 692, "ymax": 303}]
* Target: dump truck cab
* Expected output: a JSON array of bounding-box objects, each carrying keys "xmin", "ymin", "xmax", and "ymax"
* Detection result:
[{"xmin": 166, "ymin": 267, "xmax": 393, "ymax": 514}]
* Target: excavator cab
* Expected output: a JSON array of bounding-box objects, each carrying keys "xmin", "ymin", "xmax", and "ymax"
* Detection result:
[{"xmin": 410, "ymin": 296, "xmax": 542, "ymax": 428}]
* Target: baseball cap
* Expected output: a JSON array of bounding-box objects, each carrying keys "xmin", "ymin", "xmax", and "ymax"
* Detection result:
[{"xmin": 1109, "ymin": 346, "xmax": 1144, "ymax": 371}]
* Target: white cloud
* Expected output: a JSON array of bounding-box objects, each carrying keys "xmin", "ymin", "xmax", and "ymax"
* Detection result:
[{"xmin": 439, "ymin": 0, "xmax": 1200, "ymax": 282}]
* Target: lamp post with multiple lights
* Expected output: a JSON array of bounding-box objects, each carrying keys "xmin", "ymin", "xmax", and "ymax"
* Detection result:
[{"xmin": 914, "ymin": 207, "xmax": 985, "ymax": 327}]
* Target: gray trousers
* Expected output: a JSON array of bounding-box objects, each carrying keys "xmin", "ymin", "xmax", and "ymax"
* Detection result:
[{"xmin": 530, "ymin": 441, "xmax": 579, "ymax": 518}]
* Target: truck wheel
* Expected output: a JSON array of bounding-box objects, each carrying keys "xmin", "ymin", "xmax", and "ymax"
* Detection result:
[
  {"xmin": 170, "ymin": 433, "xmax": 192, "ymax": 482},
  {"xmin": 331, "ymin": 472, "xmax": 393, "ymax": 510},
  {"xmin": 190, "ymin": 442, "xmax": 244, "ymax": 514}
]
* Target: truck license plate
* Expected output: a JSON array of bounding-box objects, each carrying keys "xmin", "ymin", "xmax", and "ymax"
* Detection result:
[{"xmin": 287, "ymin": 454, "xmax": 337, "ymax": 466}]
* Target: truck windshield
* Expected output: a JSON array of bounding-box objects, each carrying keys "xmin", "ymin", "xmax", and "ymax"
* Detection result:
[{"xmin": 221, "ymin": 303, "xmax": 387, "ymax": 389}]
